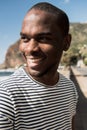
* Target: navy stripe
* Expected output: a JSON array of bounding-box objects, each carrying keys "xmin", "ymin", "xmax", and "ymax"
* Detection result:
[{"xmin": 0, "ymin": 67, "xmax": 78, "ymax": 130}]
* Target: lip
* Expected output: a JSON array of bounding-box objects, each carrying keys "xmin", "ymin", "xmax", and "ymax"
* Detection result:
[
  {"xmin": 28, "ymin": 58, "xmax": 44, "ymax": 63},
  {"xmin": 26, "ymin": 56, "xmax": 46, "ymax": 68}
]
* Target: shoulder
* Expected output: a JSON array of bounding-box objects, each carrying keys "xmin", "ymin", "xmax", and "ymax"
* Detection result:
[
  {"xmin": 0, "ymin": 67, "xmax": 26, "ymax": 106},
  {"xmin": 59, "ymin": 73, "xmax": 78, "ymax": 100},
  {"xmin": 0, "ymin": 67, "xmax": 25, "ymax": 91},
  {"xmin": 0, "ymin": 67, "xmax": 35, "ymax": 95},
  {"xmin": 59, "ymin": 73, "xmax": 74, "ymax": 85}
]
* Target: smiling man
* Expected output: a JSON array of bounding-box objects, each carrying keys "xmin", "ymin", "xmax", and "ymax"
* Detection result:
[{"xmin": 0, "ymin": 2, "xmax": 78, "ymax": 130}]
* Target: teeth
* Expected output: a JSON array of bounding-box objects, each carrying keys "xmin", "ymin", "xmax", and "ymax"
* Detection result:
[
  {"xmin": 27, "ymin": 58, "xmax": 42, "ymax": 63},
  {"xmin": 26, "ymin": 55, "xmax": 45, "ymax": 64},
  {"xmin": 30, "ymin": 59, "xmax": 38, "ymax": 62}
]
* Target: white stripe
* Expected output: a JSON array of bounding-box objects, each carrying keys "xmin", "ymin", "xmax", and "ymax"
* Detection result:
[{"xmin": 0, "ymin": 67, "xmax": 78, "ymax": 130}]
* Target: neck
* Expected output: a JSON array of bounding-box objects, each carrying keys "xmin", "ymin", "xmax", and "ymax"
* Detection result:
[
  {"xmin": 25, "ymin": 64, "xmax": 59, "ymax": 86},
  {"xmin": 34, "ymin": 71, "xmax": 59, "ymax": 86}
]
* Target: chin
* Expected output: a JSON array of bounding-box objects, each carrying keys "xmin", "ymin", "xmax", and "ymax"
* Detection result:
[{"xmin": 29, "ymin": 69, "xmax": 43, "ymax": 78}]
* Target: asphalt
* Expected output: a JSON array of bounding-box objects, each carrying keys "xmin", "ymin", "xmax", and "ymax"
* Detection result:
[{"xmin": 70, "ymin": 67, "xmax": 87, "ymax": 130}]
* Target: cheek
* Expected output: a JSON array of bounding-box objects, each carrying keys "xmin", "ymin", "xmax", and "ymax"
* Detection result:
[
  {"xmin": 19, "ymin": 43, "xmax": 27, "ymax": 61},
  {"xmin": 46, "ymin": 46, "xmax": 63, "ymax": 62},
  {"xmin": 41, "ymin": 44, "xmax": 59, "ymax": 59},
  {"xmin": 40, "ymin": 44, "xmax": 55, "ymax": 53},
  {"xmin": 19, "ymin": 42, "xmax": 25, "ymax": 52}
]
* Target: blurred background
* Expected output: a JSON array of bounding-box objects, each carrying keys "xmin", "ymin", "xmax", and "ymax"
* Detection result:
[{"xmin": 0, "ymin": 1, "xmax": 87, "ymax": 129}]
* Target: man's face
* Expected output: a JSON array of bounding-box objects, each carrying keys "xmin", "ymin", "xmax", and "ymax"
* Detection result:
[{"xmin": 20, "ymin": 9, "xmax": 65, "ymax": 77}]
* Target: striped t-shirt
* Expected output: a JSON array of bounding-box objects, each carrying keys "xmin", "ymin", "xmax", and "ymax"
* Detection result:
[{"xmin": 0, "ymin": 67, "xmax": 78, "ymax": 130}]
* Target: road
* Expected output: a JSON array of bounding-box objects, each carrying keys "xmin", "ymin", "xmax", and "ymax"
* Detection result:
[{"xmin": 71, "ymin": 67, "xmax": 87, "ymax": 130}]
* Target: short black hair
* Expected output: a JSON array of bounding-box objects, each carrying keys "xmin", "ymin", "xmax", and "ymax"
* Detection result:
[{"xmin": 28, "ymin": 2, "xmax": 69, "ymax": 36}]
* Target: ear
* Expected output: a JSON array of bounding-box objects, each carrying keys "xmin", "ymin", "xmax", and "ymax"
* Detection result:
[{"xmin": 63, "ymin": 34, "xmax": 72, "ymax": 51}]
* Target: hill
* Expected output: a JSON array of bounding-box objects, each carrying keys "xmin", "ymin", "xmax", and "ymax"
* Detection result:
[{"xmin": 70, "ymin": 23, "xmax": 87, "ymax": 46}]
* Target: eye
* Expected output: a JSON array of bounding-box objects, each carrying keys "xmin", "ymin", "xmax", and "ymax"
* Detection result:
[
  {"xmin": 37, "ymin": 36, "xmax": 52, "ymax": 43},
  {"xmin": 20, "ymin": 35, "xmax": 29, "ymax": 43}
]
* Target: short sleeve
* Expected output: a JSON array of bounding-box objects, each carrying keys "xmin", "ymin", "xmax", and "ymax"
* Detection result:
[{"xmin": 0, "ymin": 84, "xmax": 14, "ymax": 130}]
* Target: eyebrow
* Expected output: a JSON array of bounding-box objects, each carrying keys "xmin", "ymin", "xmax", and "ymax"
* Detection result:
[{"xmin": 20, "ymin": 32, "xmax": 52, "ymax": 37}]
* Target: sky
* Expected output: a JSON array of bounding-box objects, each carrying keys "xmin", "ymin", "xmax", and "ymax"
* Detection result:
[{"xmin": 0, "ymin": 0, "xmax": 87, "ymax": 64}]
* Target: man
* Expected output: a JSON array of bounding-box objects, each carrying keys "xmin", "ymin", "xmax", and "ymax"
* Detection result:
[{"xmin": 0, "ymin": 2, "xmax": 78, "ymax": 130}]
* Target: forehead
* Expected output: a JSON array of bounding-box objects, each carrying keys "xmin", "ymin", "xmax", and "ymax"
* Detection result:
[
  {"xmin": 22, "ymin": 9, "xmax": 62, "ymax": 35},
  {"xmin": 24, "ymin": 9, "xmax": 58, "ymax": 25},
  {"xmin": 26, "ymin": 9, "xmax": 55, "ymax": 17}
]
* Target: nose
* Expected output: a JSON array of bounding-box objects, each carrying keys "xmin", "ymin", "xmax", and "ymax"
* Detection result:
[{"xmin": 24, "ymin": 38, "xmax": 40, "ymax": 53}]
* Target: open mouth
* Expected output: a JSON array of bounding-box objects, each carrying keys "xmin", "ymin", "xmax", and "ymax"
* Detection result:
[
  {"xmin": 26, "ymin": 56, "xmax": 46, "ymax": 69},
  {"xmin": 29, "ymin": 57, "xmax": 43, "ymax": 62}
]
